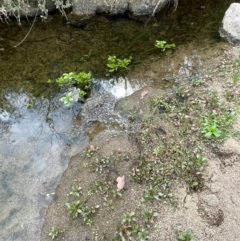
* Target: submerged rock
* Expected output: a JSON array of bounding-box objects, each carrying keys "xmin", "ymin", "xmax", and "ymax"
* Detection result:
[{"xmin": 220, "ymin": 3, "xmax": 240, "ymax": 44}]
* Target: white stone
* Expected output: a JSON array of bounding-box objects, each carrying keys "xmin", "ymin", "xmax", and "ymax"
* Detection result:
[
  {"xmin": 222, "ymin": 3, "xmax": 240, "ymax": 42},
  {"xmin": 202, "ymin": 194, "xmax": 219, "ymax": 207}
]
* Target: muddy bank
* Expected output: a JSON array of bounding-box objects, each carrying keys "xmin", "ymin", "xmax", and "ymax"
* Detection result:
[{"xmin": 40, "ymin": 44, "xmax": 240, "ymax": 240}]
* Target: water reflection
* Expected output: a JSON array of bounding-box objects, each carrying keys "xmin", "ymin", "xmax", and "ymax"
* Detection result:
[{"xmin": 0, "ymin": 89, "xmax": 88, "ymax": 241}]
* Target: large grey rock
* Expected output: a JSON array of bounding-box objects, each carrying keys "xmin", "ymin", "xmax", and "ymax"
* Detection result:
[
  {"xmin": 130, "ymin": 0, "xmax": 169, "ymax": 16},
  {"xmin": 72, "ymin": 0, "xmax": 129, "ymax": 15},
  {"xmin": 72, "ymin": 0, "xmax": 171, "ymax": 16},
  {"xmin": 0, "ymin": 0, "xmax": 173, "ymax": 20},
  {"xmin": 0, "ymin": 0, "xmax": 56, "ymax": 18},
  {"xmin": 220, "ymin": 3, "xmax": 240, "ymax": 44}
]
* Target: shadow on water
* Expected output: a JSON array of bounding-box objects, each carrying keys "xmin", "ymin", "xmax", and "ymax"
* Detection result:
[{"xmin": 0, "ymin": 0, "xmax": 235, "ymax": 240}]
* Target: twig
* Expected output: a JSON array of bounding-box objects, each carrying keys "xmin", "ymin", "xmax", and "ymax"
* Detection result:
[
  {"xmin": 152, "ymin": 0, "xmax": 164, "ymax": 16},
  {"xmin": 14, "ymin": 9, "xmax": 38, "ymax": 48}
]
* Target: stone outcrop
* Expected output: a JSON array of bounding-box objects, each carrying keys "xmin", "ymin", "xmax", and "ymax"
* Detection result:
[
  {"xmin": 0, "ymin": 0, "xmax": 56, "ymax": 18},
  {"xmin": 72, "ymin": 0, "xmax": 171, "ymax": 16},
  {"xmin": 220, "ymin": 3, "xmax": 240, "ymax": 44},
  {"xmin": 0, "ymin": 0, "xmax": 173, "ymax": 22},
  {"xmin": 0, "ymin": 0, "xmax": 173, "ymax": 21}
]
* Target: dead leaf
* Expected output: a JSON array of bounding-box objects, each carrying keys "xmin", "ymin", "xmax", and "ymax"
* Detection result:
[
  {"xmin": 140, "ymin": 90, "xmax": 149, "ymax": 99},
  {"xmin": 116, "ymin": 175, "xmax": 125, "ymax": 191},
  {"xmin": 89, "ymin": 145, "xmax": 96, "ymax": 152}
]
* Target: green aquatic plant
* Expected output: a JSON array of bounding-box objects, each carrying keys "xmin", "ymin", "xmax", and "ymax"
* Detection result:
[
  {"xmin": 55, "ymin": 71, "xmax": 92, "ymax": 88},
  {"xmin": 26, "ymin": 102, "xmax": 33, "ymax": 108},
  {"xmin": 155, "ymin": 40, "xmax": 176, "ymax": 51},
  {"xmin": 107, "ymin": 55, "xmax": 132, "ymax": 72},
  {"xmin": 74, "ymin": 71, "xmax": 92, "ymax": 85},
  {"xmin": 56, "ymin": 72, "xmax": 76, "ymax": 85},
  {"xmin": 59, "ymin": 92, "xmax": 74, "ymax": 107},
  {"xmin": 50, "ymin": 71, "xmax": 92, "ymax": 98}
]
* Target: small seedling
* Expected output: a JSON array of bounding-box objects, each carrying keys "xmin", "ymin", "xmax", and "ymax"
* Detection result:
[
  {"xmin": 107, "ymin": 55, "xmax": 132, "ymax": 72},
  {"xmin": 202, "ymin": 119, "xmax": 222, "ymax": 139},
  {"xmin": 79, "ymin": 90, "xmax": 87, "ymax": 98},
  {"xmin": 26, "ymin": 103, "xmax": 33, "ymax": 108},
  {"xmin": 87, "ymin": 189, "xmax": 93, "ymax": 196},
  {"xmin": 103, "ymin": 198, "xmax": 114, "ymax": 210},
  {"xmin": 186, "ymin": 177, "xmax": 201, "ymax": 190},
  {"xmin": 142, "ymin": 210, "xmax": 158, "ymax": 226},
  {"xmin": 152, "ymin": 147, "xmax": 161, "ymax": 157},
  {"xmin": 175, "ymin": 229, "xmax": 195, "ymax": 241},
  {"xmin": 65, "ymin": 200, "xmax": 98, "ymax": 225},
  {"xmin": 85, "ymin": 150, "xmax": 94, "ymax": 158},
  {"xmin": 69, "ymin": 186, "xmax": 82, "ymax": 197},
  {"xmin": 141, "ymin": 186, "xmax": 160, "ymax": 202},
  {"xmin": 49, "ymin": 226, "xmax": 63, "ymax": 240},
  {"xmin": 234, "ymin": 58, "xmax": 240, "ymax": 67},
  {"xmin": 78, "ymin": 205, "xmax": 98, "ymax": 226},
  {"xmin": 232, "ymin": 72, "xmax": 240, "ymax": 83},
  {"xmin": 155, "ymin": 40, "xmax": 176, "ymax": 51},
  {"xmin": 138, "ymin": 229, "xmax": 149, "ymax": 241},
  {"xmin": 201, "ymin": 112, "xmax": 237, "ymax": 140},
  {"xmin": 192, "ymin": 154, "xmax": 208, "ymax": 171},
  {"xmin": 191, "ymin": 78, "xmax": 204, "ymax": 86},
  {"xmin": 65, "ymin": 200, "xmax": 81, "ymax": 218},
  {"xmin": 122, "ymin": 211, "xmax": 136, "ymax": 224},
  {"xmin": 90, "ymin": 158, "xmax": 110, "ymax": 173},
  {"xmin": 111, "ymin": 189, "xmax": 122, "ymax": 198}
]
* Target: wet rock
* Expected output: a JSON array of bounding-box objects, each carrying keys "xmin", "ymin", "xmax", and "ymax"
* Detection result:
[
  {"xmin": 0, "ymin": 0, "xmax": 174, "ymax": 19},
  {"xmin": 220, "ymin": 3, "xmax": 240, "ymax": 44},
  {"xmin": 72, "ymin": 0, "xmax": 129, "ymax": 15},
  {"xmin": 0, "ymin": 109, "xmax": 10, "ymax": 122},
  {"xmin": 81, "ymin": 93, "xmax": 117, "ymax": 125},
  {"xmin": 72, "ymin": 0, "xmax": 172, "ymax": 16},
  {"xmin": 130, "ymin": 0, "xmax": 170, "ymax": 16},
  {"xmin": 0, "ymin": 0, "xmax": 56, "ymax": 18}
]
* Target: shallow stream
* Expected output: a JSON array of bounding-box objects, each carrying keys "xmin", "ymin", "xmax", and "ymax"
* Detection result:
[{"xmin": 0, "ymin": 0, "xmax": 235, "ymax": 240}]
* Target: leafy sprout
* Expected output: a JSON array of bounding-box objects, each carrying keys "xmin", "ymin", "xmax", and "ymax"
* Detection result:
[
  {"xmin": 59, "ymin": 92, "xmax": 74, "ymax": 107},
  {"xmin": 155, "ymin": 40, "xmax": 176, "ymax": 51},
  {"xmin": 49, "ymin": 226, "xmax": 63, "ymax": 240},
  {"xmin": 107, "ymin": 55, "xmax": 132, "ymax": 72}
]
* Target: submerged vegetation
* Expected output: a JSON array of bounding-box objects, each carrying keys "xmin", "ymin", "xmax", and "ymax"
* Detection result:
[
  {"xmin": 107, "ymin": 55, "xmax": 133, "ymax": 72},
  {"xmin": 48, "ymin": 71, "xmax": 92, "ymax": 106},
  {"xmin": 155, "ymin": 40, "xmax": 176, "ymax": 51},
  {"xmin": 53, "ymin": 71, "xmax": 92, "ymax": 91}
]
